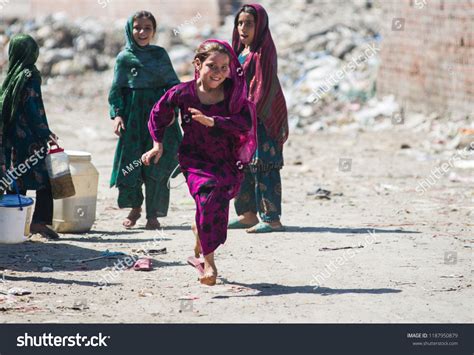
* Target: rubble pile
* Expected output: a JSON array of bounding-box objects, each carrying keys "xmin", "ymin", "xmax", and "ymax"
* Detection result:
[
  {"xmin": 0, "ymin": 12, "xmax": 216, "ymax": 79},
  {"xmin": 254, "ymin": 0, "xmax": 472, "ymax": 147},
  {"xmin": 0, "ymin": 1, "xmax": 471, "ymax": 144},
  {"xmin": 0, "ymin": 13, "xmax": 122, "ymax": 76},
  {"xmin": 256, "ymin": 0, "xmax": 391, "ymax": 132}
]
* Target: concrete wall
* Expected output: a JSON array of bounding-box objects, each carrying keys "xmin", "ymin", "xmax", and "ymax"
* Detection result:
[{"xmin": 377, "ymin": 0, "xmax": 473, "ymax": 117}]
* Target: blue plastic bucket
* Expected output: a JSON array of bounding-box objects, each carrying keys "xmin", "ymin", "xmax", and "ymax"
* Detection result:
[
  {"xmin": 0, "ymin": 194, "xmax": 34, "ymax": 244},
  {"xmin": 0, "ymin": 195, "xmax": 34, "ymax": 208}
]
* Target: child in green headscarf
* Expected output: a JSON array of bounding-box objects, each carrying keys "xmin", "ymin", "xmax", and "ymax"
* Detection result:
[
  {"xmin": 0, "ymin": 34, "xmax": 59, "ymax": 239},
  {"xmin": 109, "ymin": 11, "xmax": 181, "ymax": 230}
]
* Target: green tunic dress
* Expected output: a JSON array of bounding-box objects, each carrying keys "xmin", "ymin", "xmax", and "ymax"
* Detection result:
[
  {"xmin": 108, "ymin": 15, "xmax": 182, "ymax": 219},
  {"xmin": 109, "ymin": 86, "xmax": 181, "ymax": 218}
]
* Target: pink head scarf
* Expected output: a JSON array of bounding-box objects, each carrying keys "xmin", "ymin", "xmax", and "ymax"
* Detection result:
[{"xmin": 195, "ymin": 39, "xmax": 257, "ymax": 165}]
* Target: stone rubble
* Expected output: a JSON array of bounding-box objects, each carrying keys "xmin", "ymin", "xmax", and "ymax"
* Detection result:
[{"xmin": 0, "ymin": 2, "xmax": 472, "ymax": 149}]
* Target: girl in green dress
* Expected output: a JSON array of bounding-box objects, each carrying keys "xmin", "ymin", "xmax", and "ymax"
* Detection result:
[
  {"xmin": 0, "ymin": 34, "xmax": 59, "ymax": 239},
  {"xmin": 109, "ymin": 11, "xmax": 181, "ymax": 230}
]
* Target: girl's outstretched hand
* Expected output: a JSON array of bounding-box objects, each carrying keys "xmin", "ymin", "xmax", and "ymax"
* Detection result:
[
  {"xmin": 189, "ymin": 108, "xmax": 214, "ymax": 127},
  {"xmin": 114, "ymin": 116, "xmax": 126, "ymax": 136},
  {"xmin": 142, "ymin": 142, "xmax": 163, "ymax": 165}
]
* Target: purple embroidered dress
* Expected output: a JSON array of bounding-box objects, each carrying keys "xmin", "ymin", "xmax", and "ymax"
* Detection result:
[{"xmin": 148, "ymin": 40, "xmax": 257, "ymax": 256}]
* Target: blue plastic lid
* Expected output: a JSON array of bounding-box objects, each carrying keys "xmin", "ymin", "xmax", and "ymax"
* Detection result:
[{"xmin": 0, "ymin": 194, "xmax": 34, "ymax": 208}]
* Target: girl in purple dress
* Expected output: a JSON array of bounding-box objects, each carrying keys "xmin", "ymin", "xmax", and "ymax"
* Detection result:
[{"xmin": 143, "ymin": 40, "xmax": 256, "ymax": 286}]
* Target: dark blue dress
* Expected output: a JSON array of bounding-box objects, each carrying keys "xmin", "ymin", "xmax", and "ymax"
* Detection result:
[{"xmin": 4, "ymin": 78, "xmax": 52, "ymax": 191}]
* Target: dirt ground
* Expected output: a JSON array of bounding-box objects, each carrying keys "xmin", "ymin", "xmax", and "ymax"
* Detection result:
[{"xmin": 0, "ymin": 72, "xmax": 472, "ymax": 323}]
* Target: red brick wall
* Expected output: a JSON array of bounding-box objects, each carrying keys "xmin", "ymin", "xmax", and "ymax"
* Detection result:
[{"xmin": 376, "ymin": 0, "xmax": 473, "ymax": 117}]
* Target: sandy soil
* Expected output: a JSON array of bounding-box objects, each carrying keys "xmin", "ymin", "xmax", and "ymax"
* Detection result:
[{"xmin": 0, "ymin": 72, "xmax": 472, "ymax": 323}]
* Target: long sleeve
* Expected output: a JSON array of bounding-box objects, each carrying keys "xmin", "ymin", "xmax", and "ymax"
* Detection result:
[
  {"xmin": 108, "ymin": 83, "xmax": 125, "ymax": 119},
  {"xmin": 108, "ymin": 56, "xmax": 126, "ymax": 119},
  {"xmin": 148, "ymin": 85, "xmax": 180, "ymax": 143},
  {"xmin": 213, "ymin": 102, "xmax": 253, "ymax": 134},
  {"xmin": 25, "ymin": 80, "xmax": 52, "ymax": 142},
  {"xmin": 0, "ymin": 118, "xmax": 4, "ymax": 169}
]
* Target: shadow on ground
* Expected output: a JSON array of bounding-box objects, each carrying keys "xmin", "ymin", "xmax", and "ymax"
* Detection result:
[
  {"xmin": 0, "ymin": 241, "xmax": 182, "ymax": 274},
  {"xmin": 216, "ymin": 279, "xmax": 402, "ymax": 298},
  {"xmin": 284, "ymin": 226, "xmax": 420, "ymax": 234}
]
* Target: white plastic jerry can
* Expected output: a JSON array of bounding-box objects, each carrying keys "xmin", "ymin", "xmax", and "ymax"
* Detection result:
[{"xmin": 52, "ymin": 151, "xmax": 99, "ymax": 233}]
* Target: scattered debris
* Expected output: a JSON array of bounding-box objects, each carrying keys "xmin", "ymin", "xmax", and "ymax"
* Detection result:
[
  {"xmin": 319, "ymin": 245, "xmax": 364, "ymax": 252},
  {"xmin": 0, "ymin": 306, "xmax": 42, "ymax": 313},
  {"xmin": 307, "ymin": 188, "xmax": 331, "ymax": 200},
  {"xmin": 1, "ymin": 3, "xmax": 470, "ymax": 152},
  {"xmin": 132, "ymin": 247, "xmax": 167, "ymax": 256},
  {"xmin": 7, "ymin": 288, "xmax": 32, "ymax": 296},
  {"xmin": 70, "ymin": 250, "xmax": 127, "ymax": 263},
  {"xmin": 440, "ymin": 275, "xmax": 464, "ymax": 279},
  {"xmin": 138, "ymin": 290, "xmax": 154, "ymax": 297},
  {"xmin": 307, "ymin": 188, "xmax": 343, "ymax": 200},
  {"xmin": 178, "ymin": 295, "xmax": 199, "ymax": 301},
  {"xmin": 72, "ymin": 299, "xmax": 89, "ymax": 310}
]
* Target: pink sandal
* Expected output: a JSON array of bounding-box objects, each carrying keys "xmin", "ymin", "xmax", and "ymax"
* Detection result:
[
  {"xmin": 187, "ymin": 256, "xmax": 204, "ymax": 276},
  {"xmin": 133, "ymin": 258, "xmax": 153, "ymax": 271}
]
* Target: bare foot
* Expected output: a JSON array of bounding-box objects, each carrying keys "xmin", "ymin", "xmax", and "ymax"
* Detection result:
[
  {"xmin": 30, "ymin": 223, "xmax": 60, "ymax": 240},
  {"xmin": 268, "ymin": 220, "xmax": 283, "ymax": 228},
  {"xmin": 145, "ymin": 218, "xmax": 161, "ymax": 230},
  {"xmin": 123, "ymin": 207, "xmax": 141, "ymax": 229},
  {"xmin": 200, "ymin": 252, "xmax": 217, "ymax": 286},
  {"xmin": 238, "ymin": 212, "xmax": 259, "ymax": 226},
  {"xmin": 191, "ymin": 223, "xmax": 202, "ymax": 258}
]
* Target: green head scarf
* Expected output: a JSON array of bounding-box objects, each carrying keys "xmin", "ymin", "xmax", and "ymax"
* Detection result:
[
  {"xmin": 112, "ymin": 15, "xmax": 179, "ymax": 89},
  {"xmin": 0, "ymin": 34, "xmax": 41, "ymax": 132}
]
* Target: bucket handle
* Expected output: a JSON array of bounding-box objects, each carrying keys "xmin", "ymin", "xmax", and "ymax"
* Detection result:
[
  {"xmin": 12, "ymin": 180, "xmax": 23, "ymax": 211},
  {"xmin": 48, "ymin": 143, "xmax": 64, "ymax": 155}
]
